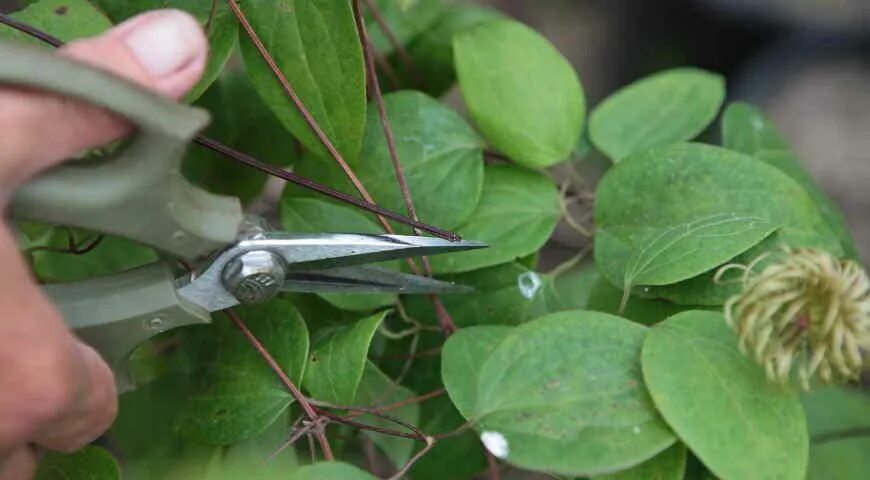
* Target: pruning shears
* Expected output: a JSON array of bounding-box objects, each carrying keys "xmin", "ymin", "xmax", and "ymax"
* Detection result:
[{"xmin": 0, "ymin": 41, "xmax": 484, "ymax": 391}]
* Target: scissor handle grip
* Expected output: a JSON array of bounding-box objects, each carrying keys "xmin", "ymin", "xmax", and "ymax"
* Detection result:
[
  {"xmin": 42, "ymin": 262, "xmax": 211, "ymax": 392},
  {"xmin": 0, "ymin": 40, "xmax": 243, "ymax": 259}
]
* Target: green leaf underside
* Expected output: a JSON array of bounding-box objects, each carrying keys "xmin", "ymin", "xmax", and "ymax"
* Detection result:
[
  {"xmin": 184, "ymin": 72, "xmax": 295, "ymax": 203},
  {"xmin": 6, "ymin": 0, "xmax": 111, "ymax": 44},
  {"xmin": 303, "ymin": 311, "xmax": 387, "ymax": 404},
  {"xmin": 722, "ymin": 102, "xmax": 857, "ymax": 259},
  {"xmin": 454, "ymin": 19, "xmax": 585, "ymax": 167},
  {"xmin": 589, "ymin": 67, "xmax": 725, "ymax": 162},
  {"xmin": 594, "ymin": 143, "xmax": 842, "ymax": 291},
  {"xmin": 593, "ymin": 443, "xmax": 687, "ymax": 480},
  {"xmin": 430, "ymin": 164, "xmax": 561, "ymax": 273},
  {"xmin": 280, "ymin": 196, "xmax": 397, "ymax": 311},
  {"xmin": 36, "ymin": 446, "xmax": 120, "ymax": 480},
  {"xmin": 287, "ymin": 90, "xmax": 485, "ymax": 230},
  {"xmin": 240, "ymin": 0, "xmax": 365, "ymax": 162},
  {"xmin": 443, "ymin": 313, "xmax": 676, "ymax": 476},
  {"xmin": 92, "ymin": 0, "xmax": 237, "ymax": 102},
  {"xmin": 176, "ymin": 301, "xmax": 309, "ymax": 445},
  {"xmin": 353, "ymin": 362, "xmax": 420, "ymax": 467},
  {"xmin": 641, "ymin": 311, "xmax": 808, "ymax": 480},
  {"xmin": 801, "ymin": 386, "xmax": 870, "ymax": 480}
]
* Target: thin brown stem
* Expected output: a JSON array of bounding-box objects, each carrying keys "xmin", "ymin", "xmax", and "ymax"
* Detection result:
[
  {"xmin": 486, "ymin": 450, "xmax": 501, "ymax": 480},
  {"xmin": 226, "ymin": 310, "xmax": 334, "ymax": 461},
  {"xmin": 0, "ymin": 12, "xmax": 62, "ymax": 47},
  {"xmin": 388, "ymin": 436, "xmax": 435, "ymax": 480},
  {"xmin": 226, "ymin": 0, "xmax": 394, "ymax": 235},
  {"xmin": 362, "ymin": 0, "xmax": 418, "ymax": 82}
]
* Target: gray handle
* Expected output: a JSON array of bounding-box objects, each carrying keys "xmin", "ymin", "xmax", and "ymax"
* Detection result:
[
  {"xmin": 0, "ymin": 40, "xmax": 243, "ymax": 260},
  {"xmin": 42, "ymin": 262, "xmax": 211, "ymax": 392}
]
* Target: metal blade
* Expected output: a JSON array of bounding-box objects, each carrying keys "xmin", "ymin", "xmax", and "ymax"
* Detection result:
[
  {"xmin": 281, "ymin": 266, "xmax": 472, "ymax": 295},
  {"xmin": 240, "ymin": 233, "xmax": 487, "ymax": 271}
]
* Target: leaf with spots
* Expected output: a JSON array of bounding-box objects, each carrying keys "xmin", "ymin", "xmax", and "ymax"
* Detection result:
[
  {"xmin": 641, "ymin": 310, "xmax": 808, "ymax": 480},
  {"xmin": 442, "ymin": 312, "xmax": 676, "ymax": 476},
  {"xmin": 3, "ymin": 0, "xmax": 111, "ymax": 44}
]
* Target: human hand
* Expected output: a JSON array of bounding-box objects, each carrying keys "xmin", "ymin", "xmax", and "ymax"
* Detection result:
[{"xmin": 0, "ymin": 10, "xmax": 207, "ymax": 479}]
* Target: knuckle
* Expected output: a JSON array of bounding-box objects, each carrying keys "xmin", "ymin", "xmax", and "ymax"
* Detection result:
[{"xmin": 15, "ymin": 339, "xmax": 81, "ymax": 425}]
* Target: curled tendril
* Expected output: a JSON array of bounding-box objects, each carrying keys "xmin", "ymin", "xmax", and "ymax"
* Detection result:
[{"xmin": 721, "ymin": 248, "xmax": 870, "ymax": 389}]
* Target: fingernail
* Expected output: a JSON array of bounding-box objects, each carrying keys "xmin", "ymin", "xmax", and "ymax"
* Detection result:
[{"xmin": 122, "ymin": 10, "xmax": 204, "ymax": 78}]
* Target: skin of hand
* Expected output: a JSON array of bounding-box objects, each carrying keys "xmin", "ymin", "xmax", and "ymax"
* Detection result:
[{"xmin": 0, "ymin": 10, "xmax": 207, "ymax": 479}]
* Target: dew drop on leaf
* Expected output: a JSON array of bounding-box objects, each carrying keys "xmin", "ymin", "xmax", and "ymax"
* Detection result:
[
  {"xmin": 517, "ymin": 271, "xmax": 542, "ymax": 299},
  {"xmin": 480, "ymin": 431, "xmax": 510, "ymax": 459}
]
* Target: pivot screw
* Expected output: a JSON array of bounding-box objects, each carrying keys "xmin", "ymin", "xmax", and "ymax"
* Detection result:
[{"xmin": 221, "ymin": 250, "xmax": 287, "ymax": 304}]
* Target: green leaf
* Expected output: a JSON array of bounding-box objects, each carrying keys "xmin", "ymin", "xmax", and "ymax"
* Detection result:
[
  {"xmin": 183, "ymin": 72, "xmax": 296, "ymax": 203},
  {"xmin": 4, "ymin": 0, "xmax": 111, "ymax": 44},
  {"xmin": 239, "ymin": 0, "xmax": 365, "ymax": 162},
  {"xmin": 443, "ymin": 312, "xmax": 676, "ymax": 476},
  {"xmin": 36, "ymin": 446, "xmax": 120, "ymax": 480},
  {"xmin": 366, "ymin": 0, "xmax": 443, "ymax": 56},
  {"xmin": 92, "ymin": 0, "xmax": 237, "ymax": 102},
  {"xmin": 589, "ymin": 68, "xmax": 725, "ymax": 162},
  {"xmin": 353, "ymin": 362, "xmax": 420, "ymax": 467},
  {"xmin": 280, "ymin": 196, "xmax": 397, "ymax": 311},
  {"xmin": 291, "ymin": 463, "xmax": 377, "ymax": 480},
  {"xmin": 403, "ymin": 4, "xmax": 504, "ymax": 95},
  {"xmin": 454, "ymin": 19, "xmax": 585, "ymax": 167},
  {"xmin": 525, "ymin": 262, "xmax": 601, "ymax": 319},
  {"xmin": 722, "ymin": 102, "xmax": 857, "ymax": 258},
  {"xmin": 176, "ymin": 300, "xmax": 309, "ymax": 445},
  {"xmin": 593, "ymin": 443, "xmax": 687, "ymax": 480},
  {"xmin": 288, "ymin": 91, "xmax": 485, "ymax": 230},
  {"xmin": 430, "ymin": 165, "xmax": 561, "ymax": 273},
  {"xmin": 594, "ymin": 143, "xmax": 842, "ymax": 291},
  {"xmin": 32, "ymin": 230, "xmax": 157, "ymax": 283},
  {"xmin": 641, "ymin": 310, "xmax": 808, "ymax": 480},
  {"xmin": 303, "ymin": 310, "xmax": 387, "ymax": 404},
  {"xmin": 802, "ymin": 386, "xmax": 870, "ymax": 480}
]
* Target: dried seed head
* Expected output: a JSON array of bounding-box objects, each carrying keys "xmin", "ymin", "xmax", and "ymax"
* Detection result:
[{"xmin": 721, "ymin": 248, "xmax": 870, "ymax": 389}]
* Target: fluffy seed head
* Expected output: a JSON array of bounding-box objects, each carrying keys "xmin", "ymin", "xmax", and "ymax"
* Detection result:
[{"xmin": 721, "ymin": 248, "xmax": 870, "ymax": 389}]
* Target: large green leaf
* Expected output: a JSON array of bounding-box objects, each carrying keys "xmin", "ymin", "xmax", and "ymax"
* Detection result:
[
  {"xmin": 303, "ymin": 310, "xmax": 386, "ymax": 403},
  {"xmin": 443, "ymin": 313, "xmax": 676, "ymax": 476},
  {"xmin": 239, "ymin": 0, "xmax": 365, "ymax": 162},
  {"xmin": 183, "ymin": 72, "xmax": 296, "ymax": 203},
  {"xmin": 353, "ymin": 362, "xmax": 420, "ymax": 468},
  {"xmin": 403, "ymin": 4, "xmax": 504, "ymax": 95},
  {"xmin": 454, "ymin": 19, "xmax": 585, "ymax": 167},
  {"xmin": 36, "ymin": 446, "xmax": 120, "ymax": 480},
  {"xmin": 589, "ymin": 68, "xmax": 725, "ymax": 162},
  {"xmin": 280, "ymin": 196, "xmax": 397, "ymax": 311},
  {"xmin": 594, "ymin": 143, "xmax": 841, "ymax": 291},
  {"xmin": 176, "ymin": 301, "xmax": 309, "ymax": 445},
  {"xmin": 802, "ymin": 386, "xmax": 870, "ymax": 480},
  {"xmin": 288, "ymin": 91, "xmax": 485, "ymax": 230},
  {"xmin": 4, "ymin": 0, "xmax": 111, "ymax": 44},
  {"xmin": 92, "ymin": 0, "xmax": 237, "ymax": 102},
  {"xmin": 722, "ymin": 102, "xmax": 857, "ymax": 258},
  {"xmin": 586, "ymin": 274, "xmax": 691, "ymax": 325},
  {"xmin": 429, "ymin": 165, "xmax": 561, "ymax": 273},
  {"xmin": 641, "ymin": 311, "xmax": 808, "ymax": 480},
  {"xmin": 593, "ymin": 443, "xmax": 687, "ymax": 480}
]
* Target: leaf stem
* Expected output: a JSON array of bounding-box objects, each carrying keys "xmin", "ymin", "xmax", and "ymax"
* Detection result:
[
  {"xmin": 388, "ymin": 436, "xmax": 435, "ymax": 480},
  {"xmin": 812, "ymin": 426, "xmax": 870, "ymax": 445},
  {"xmin": 226, "ymin": 309, "xmax": 334, "ymax": 461},
  {"xmin": 362, "ymin": 0, "xmax": 418, "ymax": 83}
]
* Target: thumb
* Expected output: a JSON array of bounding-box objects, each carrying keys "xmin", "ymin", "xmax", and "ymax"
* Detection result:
[{"xmin": 0, "ymin": 9, "xmax": 208, "ymax": 187}]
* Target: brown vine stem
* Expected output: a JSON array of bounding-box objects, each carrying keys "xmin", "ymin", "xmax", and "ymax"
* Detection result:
[
  {"xmin": 226, "ymin": 309, "xmax": 334, "ymax": 461},
  {"xmin": 362, "ymin": 0, "xmax": 418, "ymax": 84},
  {"xmin": 389, "ymin": 436, "xmax": 435, "ymax": 480},
  {"xmin": 225, "ymin": 0, "xmax": 395, "ymax": 236},
  {"xmin": 487, "ymin": 451, "xmax": 501, "ymax": 480},
  {"xmin": 0, "ymin": 13, "xmax": 458, "ymax": 241}
]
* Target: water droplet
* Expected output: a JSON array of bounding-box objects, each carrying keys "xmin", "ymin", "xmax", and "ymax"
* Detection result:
[
  {"xmin": 633, "ymin": 426, "xmax": 641, "ymax": 434},
  {"xmin": 480, "ymin": 431, "xmax": 509, "ymax": 459},
  {"xmin": 517, "ymin": 272, "xmax": 542, "ymax": 299}
]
